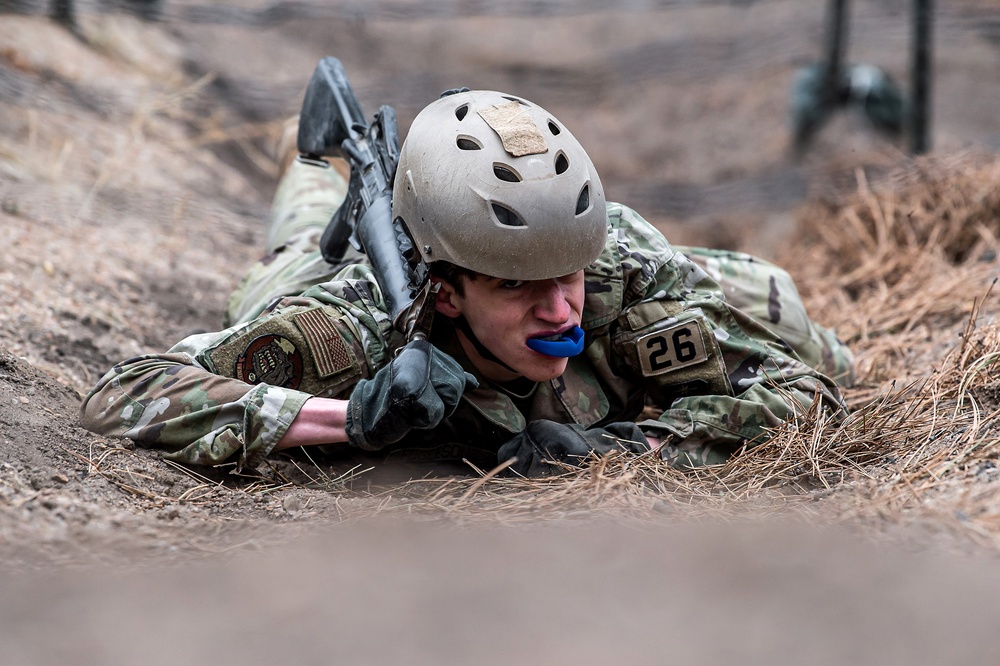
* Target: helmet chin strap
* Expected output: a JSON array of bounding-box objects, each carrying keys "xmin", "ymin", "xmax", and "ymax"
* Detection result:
[{"xmin": 449, "ymin": 314, "xmax": 519, "ymax": 375}]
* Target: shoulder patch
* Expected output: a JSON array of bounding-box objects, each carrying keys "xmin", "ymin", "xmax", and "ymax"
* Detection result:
[
  {"xmin": 636, "ymin": 319, "xmax": 710, "ymax": 377},
  {"xmin": 234, "ymin": 334, "xmax": 303, "ymax": 389},
  {"xmin": 613, "ymin": 302, "xmax": 733, "ymax": 401},
  {"xmin": 293, "ymin": 308, "xmax": 356, "ymax": 378},
  {"xmin": 204, "ymin": 306, "xmax": 365, "ymax": 398}
]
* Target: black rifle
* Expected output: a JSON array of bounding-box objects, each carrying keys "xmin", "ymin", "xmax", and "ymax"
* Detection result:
[{"xmin": 296, "ymin": 56, "xmax": 432, "ymax": 340}]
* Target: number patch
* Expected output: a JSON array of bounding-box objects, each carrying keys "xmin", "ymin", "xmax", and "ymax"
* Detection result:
[{"xmin": 636, "ymin": 321, "xmax": 710, "ymax": 377}]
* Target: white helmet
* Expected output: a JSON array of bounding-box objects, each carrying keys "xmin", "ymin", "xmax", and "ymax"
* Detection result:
[{"xmin": 393, "ymin": 90, "xmax": 607, "ymax": 281}]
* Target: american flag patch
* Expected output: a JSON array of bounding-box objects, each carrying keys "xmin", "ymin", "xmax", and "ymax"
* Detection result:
[{"xmin": 293, "ymin": 308, "xmax": 355, "ymax": 378}]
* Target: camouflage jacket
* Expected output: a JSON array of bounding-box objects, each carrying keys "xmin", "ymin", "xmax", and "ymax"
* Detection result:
[{"xmin": 81, "ymin": 176, "xmax": 852, "ymax": 471}]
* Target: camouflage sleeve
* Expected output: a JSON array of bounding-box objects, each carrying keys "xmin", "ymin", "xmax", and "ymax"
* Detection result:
[
  {"xmin": 79, "ymin": 269, "xmax": 396, "ymax": 469},
  {"xmin": 608, "ymin": 204, "xmax": 847, "ymax": 469},
  {"xmin": 79, "ymin": 351, "xmax": 312, "ymax": 470},
  {"xmin": 677, "ymin": 246, "xmax": 855, "ymax": 387}
]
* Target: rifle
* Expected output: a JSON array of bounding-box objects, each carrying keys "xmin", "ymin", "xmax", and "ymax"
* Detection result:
[{"xmin": 295, "ymin": 56, "xmax": 432, "ymax": 341}]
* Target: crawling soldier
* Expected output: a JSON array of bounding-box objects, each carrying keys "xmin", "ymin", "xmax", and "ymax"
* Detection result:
[{"xmin": 80, "ymin": 86, "xmax": 854, "ymax": 477}]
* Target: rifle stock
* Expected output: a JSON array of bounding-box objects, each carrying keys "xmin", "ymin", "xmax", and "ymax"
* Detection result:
[{"xmin": 296, "ymin": 57, "xmax": 427, "ymax": 340}]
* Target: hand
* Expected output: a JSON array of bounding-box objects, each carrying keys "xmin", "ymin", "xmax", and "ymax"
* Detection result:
[
  {"xmin": 346, "ymin": 339, "xmax": 478, "ymax": 450},
  {"xmin": 497, "ymin": 420, "xmax": 650, "ymax": 477}
]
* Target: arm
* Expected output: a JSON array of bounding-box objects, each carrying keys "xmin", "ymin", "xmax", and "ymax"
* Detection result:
[
  {"xmin": 275, "ymin": 397, "xmax": 348, "ymax": 449},
  {"xmin": 80, "ymin": 273, "xmax": 395, "ymax": 469},
  {"xmin": 81, "ymin": 280, "xmax": 475, "ymax": 466},
  {"xmin": 80, "ymin": 351, "xmax": 314, "ymax": 469},
  {"xmin": 610, "ymin": 204, "xmax": 847, "ymax": 468},
  {"xmin": 636, "ymin": 297, "xmax": 846, "ymax": 468},
  {"xmin": 279, "ymin": 338, "xmax": 478, "ymax": 451}
]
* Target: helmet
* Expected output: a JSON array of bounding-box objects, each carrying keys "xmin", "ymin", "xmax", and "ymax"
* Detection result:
[{"xmin": 392, "ymin": 90, "xmax": 607, "ymax": 281}]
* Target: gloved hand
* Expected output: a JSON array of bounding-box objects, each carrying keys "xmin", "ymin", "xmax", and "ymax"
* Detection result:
[
  {"xmin": 346, "ymin": 339, "xmax": 478, "ymax": 451},
  {"xmin": 497, "ymin": 419, "xmax": 650, "ymax": 477}
]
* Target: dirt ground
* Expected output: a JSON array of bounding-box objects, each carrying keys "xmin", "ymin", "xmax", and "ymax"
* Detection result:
[{"xmin": 1, "ymin": 0, "xmax": 1000, "ymax": 662}]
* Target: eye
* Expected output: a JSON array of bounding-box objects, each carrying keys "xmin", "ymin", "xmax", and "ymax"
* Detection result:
[{"xmin": 499, "ymin": 279, "xmax": 526, "ymax": 289}]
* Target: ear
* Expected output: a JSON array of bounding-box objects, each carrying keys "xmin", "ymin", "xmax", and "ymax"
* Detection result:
[{"xmin": 431, "ymin": 276, "xmax": 463, "ymax": 318}]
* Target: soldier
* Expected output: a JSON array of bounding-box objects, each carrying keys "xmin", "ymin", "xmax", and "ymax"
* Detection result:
[{"xmin": 80, "ymin": 89, "xmax": 854, "ymax": 478}]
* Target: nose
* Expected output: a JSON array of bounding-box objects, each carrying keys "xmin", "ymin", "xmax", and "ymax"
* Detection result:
[{"xmin": 532, "ymin": 279, "xmax": 573, "ymax": 323}]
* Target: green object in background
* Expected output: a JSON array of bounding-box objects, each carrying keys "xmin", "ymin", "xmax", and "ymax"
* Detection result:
[
  {"xmin": 789, "ymin": 62, "xmax": 906, "ymax": 152},
  {"xmin": 789, "ymin": 0, "xmax": 929, "ymax": 155},
  {"xmin": 847, "ymin": 64, "xmax": 906, "ymax": 136}
]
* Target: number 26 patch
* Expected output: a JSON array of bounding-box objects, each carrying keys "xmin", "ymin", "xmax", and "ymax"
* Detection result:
[{"xmin": 636, "ymin": 320, "xmax": 710, "ymax": 377}]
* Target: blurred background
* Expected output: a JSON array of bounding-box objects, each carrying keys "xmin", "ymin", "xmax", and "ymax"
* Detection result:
[{"xmin": 4, "ymin": 0, "xmax": 998, "ymax": 255}]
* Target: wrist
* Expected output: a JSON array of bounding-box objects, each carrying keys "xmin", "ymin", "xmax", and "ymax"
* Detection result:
[
  {"xmin": 345, "ymin": 391, "xmax": 379, "ymax": 451},
  {"xmin": 275, "ymin": 397, "xmax": 349, "ymax": 449},
  {"xmin": 646, "ymin": 435, "xmax": 662, "ymax": 452}
]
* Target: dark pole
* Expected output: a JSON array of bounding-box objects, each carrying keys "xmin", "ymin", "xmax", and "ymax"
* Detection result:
[
  {"xmin": 50, "ymin": 0, "xmax": 76, "ymax": 28},
  {"xmin": 823, "ymin": 0, "xmax": 849, "ymax": 108},
  {"xmin": 910, "ymin": 0, "xmax": 933, "ymax": 154}
]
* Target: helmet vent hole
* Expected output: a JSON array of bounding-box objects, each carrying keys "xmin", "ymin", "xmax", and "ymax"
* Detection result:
[
  {"xmin": 502, "ymin": 95, "xmax": 528, "ymax": 106},
  {"xmin": 492, "ymin": 203, "xmax": 526, "ymax": 227},
  {"xmin": 456, "ymin": 135, "xmax": 482, "ymax": 150},
  {"xmin": 548, "ymin": 120, "xmax": 562, "ymax": 135},
  {"xmin": 455, "ymin": 104, "xmax": 469, "ymax": 121},
  {"xmin": 575, "ymin": 185, "xmax": 591, "ymax": 215},
  {"xmin": 554, "ymin": 152, "xmax": 569, "ymax": 174},
  {"xmin": 493, "ymin": 164, "xmax": 521, "ymax": 182}
]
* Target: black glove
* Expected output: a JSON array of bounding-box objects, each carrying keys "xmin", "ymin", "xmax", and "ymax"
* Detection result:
[
  {"xmin": 497, "ymin": 420, "xmax": 650, "ymax": 477},
  {"xmin": 346, "ymin": 339, "xmax": 478, "ymax": 450}
]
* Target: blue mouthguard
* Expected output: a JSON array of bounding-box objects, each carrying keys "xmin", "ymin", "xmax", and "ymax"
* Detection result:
[{"xmin": 525, "ymin": 325, "xmax": 585, "ymax": 358}]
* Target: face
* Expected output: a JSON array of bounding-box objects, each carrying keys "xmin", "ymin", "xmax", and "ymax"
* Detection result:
[{"xmin": 435, "ymin": 271, "xmax": 586, "ymax": 383}]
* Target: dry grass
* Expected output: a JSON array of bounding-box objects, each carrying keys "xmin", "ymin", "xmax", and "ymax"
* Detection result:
[
  {"xmin": 358, "ymin": 153, "xmax": 1000, "ymax": 548},
  {"xmin": 792, "ymin": 153, "xmax": 1000, "ymax": 383}
]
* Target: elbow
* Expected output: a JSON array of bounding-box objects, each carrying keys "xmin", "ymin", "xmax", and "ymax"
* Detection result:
[{"xmin": 78, "ymin": 384, "xmax": 122, "ymax": 437}]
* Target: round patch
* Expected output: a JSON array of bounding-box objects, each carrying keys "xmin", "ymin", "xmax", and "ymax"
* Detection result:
[{"xmin": 234, "ymin": 334, "xmax": 303, "ymax": 390}]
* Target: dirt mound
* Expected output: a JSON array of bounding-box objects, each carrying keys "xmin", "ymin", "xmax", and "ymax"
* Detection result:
[
  {"xmin": 8, "ymin": 520, "xmax": 1000, "ymax": 665},
  {"xmin": 0, "ymin": 342, "xmax": 356, "ymax": 569},
  {"xmin": 0, "ymin": 344, "xmax": 83, "ymax": 483}
]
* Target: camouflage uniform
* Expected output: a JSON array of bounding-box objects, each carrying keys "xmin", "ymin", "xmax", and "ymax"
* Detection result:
[{"xmin": 80, "ymin": 159, "xmax": 854, "ymax": 471}]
